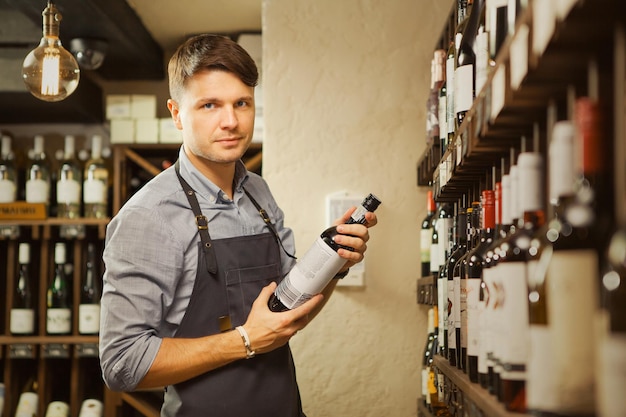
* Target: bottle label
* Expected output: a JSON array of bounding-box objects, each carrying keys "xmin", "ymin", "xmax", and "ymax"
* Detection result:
[
  {"xmin": 527, "ymin": 325, "xmax": 559, "ymax": 411},
  {"xmin": 477, "ymin": 299, "xmax": 488, "ymax": 374},
  {"xmin": 475, "ymin": 31, "xmax": 489, "ymax": 94},
  {"xmin": 482, "ymin": 266, "xmax": 497, "ymax": 369},
  {"xmin": 274, "ymin": 237, "xmax": 345, "ymax": 309},
  {"xmin": 447, "ymin": 279, "xmax": 456, "ymax": 348},
  {"xmin": 430, "ymin": 243, "xmax": 440, "ymax": 273},
  {"xmin": 46, "ymin": 401, "xmax": 70, "ymax": 417},
  {"xmin": 497, "ymin": 261, "xmax": 529, "ymax": 380},
  {"xmin": 15, "ymin": 392, "xmax": 38, "ymax": 417},
  {"xmin": 596, "ymin": 328, "xmax": 626, "ymax": 417},
  {"xmin": 546, "ymin": 249, "xmax": 597, "ymax": 412},
  {"xmin": 438, "ymin": 94, "xmax": 447, "ymax": 142},
  {"xmin": 10, "ymin": 308, "xmax": 35, "ymax": 334},
  {"xmin": 79, "ymin": 399, "xmax": 103, "ymax": 417},
  {"xmin": 454, "ymin": 65, "xmax": 473, "ymax": 115},
  {"xmin": 420, "ymin": 229, "xmax": 432, "ymax": 263},
  {"xmin": 437, "ymin": 277, "xmax": 447, "ymax": 344},
  {"xmin": 26, "ymin": 179, "xmax": 49, "ymax": 203},
  {"xmin": 47, "ymin": 308, "xmax": 71, "ymax": 334},
  {"xmin": 83, "ymin": 179, "xmax": 107, "ymax": 204},
  {"xmin": 57, "ymin": 179, "xmax": 81, "ymax": 204},
  {"xmin": 446, "ymin": 56, "xmax": 456, "ymax": 135},
  {"xmin": 466, "ymin": 278, "xmax": 481, "ymax": 356},
  {"xmin": 79, "ymin": 304, "xmax": 101, "ymax": 334},
  {"xmin": 0, "ymin": 179, "xmax": 16, "ymax": 203}
]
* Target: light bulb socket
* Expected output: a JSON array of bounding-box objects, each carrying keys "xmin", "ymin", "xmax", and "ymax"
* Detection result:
[{"xmin": 42, "ymin": 1, "xmax": 62, "ymax": 38}]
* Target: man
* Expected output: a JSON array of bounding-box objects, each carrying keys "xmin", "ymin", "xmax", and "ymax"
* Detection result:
[{"xmin": 99, "ymin": 34, "xmax": 377, "ymax": 416}]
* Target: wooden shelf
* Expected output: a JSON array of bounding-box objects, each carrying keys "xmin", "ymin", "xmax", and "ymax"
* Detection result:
[
  {"xmin": 417, "ymin": 276, "xmax": 437, "ymax": 306},
  {"xmin": 119, "ymin": 390, "xmax": 163, "ymax": 417}
]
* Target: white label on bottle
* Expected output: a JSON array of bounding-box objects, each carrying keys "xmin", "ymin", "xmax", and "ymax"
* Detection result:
[
  {"xmin": 438, "ymin": 218, "xmax": 453, "ymax": 259},
  {"xmin": 527, "ymin": 325, "xmax": 559, "ymax": 411},
  {"xmin": 596, "ymin": 328, "xmax": 626, "ymax": 417},
  {"xmin": 421, "ymin": 368, "xmax": 429, "ymax": 398},
  {"xmin": 438, "ymin": 94, "xmax": 447, "ymax": 141},
  {"xmin": 532, "ymin": 0, "xmax": 555, "ymax": 56},
  {"xmin": 482, "ymin": 266, "xmax": 496, "ymax": 368},
  {"xmin": 490, "ymin": 65, "xmax": 505, "ymax": 121},
  {"xmin": 15, "ymin": 392, "xmax": 38, "ymax": 417},
  {"xmin": 510, "ymin": 24, "xmax": 529, "ymax": 90},
  {"xmin": 454, "ymin": 64, "xmax": 473, "ymax": 115},
  {"xmin": 57, "ymin": 179, "xmax": 81, "ymax": 204},
  {"xmin": 46, "ymin": 308, "xmax": 71, "ymax": 334},
  {"xmin": 446, "ymin": 56, "xmax": 456, "ymax": 135},
  {"xmin": 10, "ymin": 308, "xmax": 35, "ymax": 334},
  {"xmin": 79, "ymin": 304, "xmax": 101, "ymax": 334},
  {"xmin": 46, "ymin": 401, "xmax": 70, "ymax": 417},
  {"xmin": 546, "ymin": 249, "xmax": 597, "ymax": 412},
  {"xmin": 83, "ymin": 179, "xmax": 107, "ymax": 204},
  {"xmin": 438, "ymin": 277, "xmax": 448, "ymax": 343},
  {"xmin": 275, "ymin": 237, "xmax": 345, "ymax": 309},
  {"xmin": 460, "ymin": 275, "xmax": 468, "ymax": 349},
  {"xmin": 466, "ymin": 278, "xmax": 481, "ymax": 356},
  {"xmin": 477, "ymin": 298, "xmax": 488, "ymax": 374},
  {"xmin": 497, "ymin": 261, "xmax": 529, "ymax": 380},
  {"xmin": 430, "ymin": 243, "xmax": 439, "ymax": 273},
  {"xmin": 420, "ymin": 229, "xmax": 432, "ymax": 263},
  {"xmin": 453, "ymin": 273, "xmax": 461, "ymax": 329},
  {"xmin": 0, "ymin": 179, "xmax": 16, "ymax": 203},
  {"xmin": 25, "ymin": 179, "xmax": 49, "ymax": 203},
  {"xmin": 475, "ymin": 31, "xmax": 489, "ymax": 95},
  {"xmin": 79, "ymin": 399, "xmax": 103, "ymax": 417},
  {"xmin": 447, "ymin": 278, "xmax": 456, "ymax": 349}
]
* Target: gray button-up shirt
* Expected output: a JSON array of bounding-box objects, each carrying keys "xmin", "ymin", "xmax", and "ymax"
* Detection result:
[{"xmin": 99, "ymin": 146, "xmax": 296, "ymax": 391}]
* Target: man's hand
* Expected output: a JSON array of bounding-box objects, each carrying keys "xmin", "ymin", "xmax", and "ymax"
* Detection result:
[{"xmin": 332, "ymin": 208, "xmax": 378, "ymax": 271}]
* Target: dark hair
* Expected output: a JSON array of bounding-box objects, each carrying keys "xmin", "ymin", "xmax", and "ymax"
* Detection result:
[{"xmin": 168, "ymin": 34, "xmax": 259, "ymax": 101}]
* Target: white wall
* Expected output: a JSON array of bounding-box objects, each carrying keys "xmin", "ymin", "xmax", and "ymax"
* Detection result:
[{"xmin": 262, "ymin": 0, "xmax": 451, "ymax": 416}]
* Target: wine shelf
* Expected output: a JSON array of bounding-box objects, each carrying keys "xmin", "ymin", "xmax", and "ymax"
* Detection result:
[{"xmin": 417, "ymin": 276, "xmax": 437, "ymax": 306}]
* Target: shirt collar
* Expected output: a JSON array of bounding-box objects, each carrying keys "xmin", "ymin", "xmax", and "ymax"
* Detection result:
[{"xmin": 177, "ymin": 145, "xmax": 250, "ymax": 204}]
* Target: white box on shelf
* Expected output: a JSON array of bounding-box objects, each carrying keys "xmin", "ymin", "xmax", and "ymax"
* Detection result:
[
  {"xmin": 106, "ymin": 95, "xmax": 131, "ymax": 119},
  {"xmin": 135, "ymin": 118, "xmax": 159, "ymax": 143},
  {"xmin": 110, "ymin": 119, "xmax": 135, "ymax": 144},
  {"xmin": 159, "ymin": 118, "xmax": 182, "ymax": 144},
  {"xmin": 130, "ymin": 94, "xmax": 157, "ymax": 119}
]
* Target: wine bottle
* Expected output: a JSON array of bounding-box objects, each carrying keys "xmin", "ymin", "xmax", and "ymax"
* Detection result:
[
  {"xmin": 466, "ymin": 189, "xmax": 495, "ymax": 383},
  {"xmin": 421, "ymin": 190, "xmax": 436, "ymax": 277},
  {"xmin": 458, "ymin": 201, "xmax": 478, "ymax": 371},
  {"xmin": 56, "ymin": 135, "xmax": 82, "ymax": 219},
  {"xmin": 428, "ymin": 49, "xmax": 446, "ymax": 146},
  {"xmin": 268, "ymin": 193, "xmax": 381, "ymax": 311},
  {"xmin": 79, "ymin": 398, "xmax": 103, "ymax": 417},
  {"xmin": 45, "ymin": 401, "xmax": 70, "ymax": 417},
  {"xmin": 0, "ymin": 135, "xmax": 17, "ymax": 203},
  {"xmin": 47, "ymin": 242, "xmax": 72, "ymax": 335},
  {"xmin": 25, "ymin": 134, "xmax": 51, "ymax": 209},
  {"xmin": 427, "ymin": 307, "xmax": 449, "ymax": 415},
  {"xmin": 83, "ymin": 135, "xmax": 109, "ymax": 218},
  {"xmin": 455, "ymin": 0, "xmax": 483, "ymax": 129},
  {"xmin": 447, "ymin": 202, "xmax": 467, "ymax": 367},
  {"xmin": 498, "ymin": 152, "xmax": 545, "ymax": 413},
  {"xmin": 421, "ymin": 307, "xmax": 436, "ymax": 407},
  {"xmin": 474, "ymin": 2, "xmax": 489, "ymax": 95},
  {"xmin": 15, "ymin": 377, "xmax": 39, "ymax": 417},
  {"xmin": 526, "ymin": 120, "xmax": 576, "ymax": 415},
  {"xmin": 79, "ymin": 243, "xmax": 101, "ymax": 334},
  {"xmin": 10, "ymin": 242, "xmax": 36, "ymax": 335}
]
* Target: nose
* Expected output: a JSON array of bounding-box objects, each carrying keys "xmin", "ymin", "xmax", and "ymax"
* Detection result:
[{"xmin": 220, "ymin": 106, "xmax": 238, "ymax": 130}]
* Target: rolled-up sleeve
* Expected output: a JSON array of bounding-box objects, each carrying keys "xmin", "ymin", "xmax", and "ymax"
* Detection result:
[{"xmin": 99, "ymin": 205, "xmax": 185, "ymax": 391}]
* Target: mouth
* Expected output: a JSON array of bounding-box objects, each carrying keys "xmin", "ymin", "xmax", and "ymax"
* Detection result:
[{"xmin": 215, "ymin": 136, "xmax": 242, "ymax": 147}]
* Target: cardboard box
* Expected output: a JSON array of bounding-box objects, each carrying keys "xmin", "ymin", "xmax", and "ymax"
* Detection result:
[
  {"xmin": 135, "ymin": 118, "xmax": 159, "ymax": 143},
  {"xmin": 130, "ymin": 94, "xmax": 157, "ymax": 119},
  {"xmin": 110, "ymin": 119, "xmax": 135, "ymax": 144},
  {"xmin": 159, "ymin": 118, "xmax": 182, "ymax": 144},
  {"xmin": 106, "ymin": 95, "xmax": 131, "ymax": 119}
]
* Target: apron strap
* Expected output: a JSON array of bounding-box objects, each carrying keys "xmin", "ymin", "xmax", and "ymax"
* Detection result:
[{"xmin": 174, "ymin": 160, "xmax": 218, "ymax": 274}]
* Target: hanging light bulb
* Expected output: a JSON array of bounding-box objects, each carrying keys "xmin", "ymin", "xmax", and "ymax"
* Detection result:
[{"xmin": 22, "ymin": 0, "xmax": 80, "ymax": 102}]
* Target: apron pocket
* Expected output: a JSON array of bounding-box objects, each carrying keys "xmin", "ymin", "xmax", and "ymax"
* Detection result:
[{"xmin": 225, "ymin": 263, "xmax": 281, "ymax": 327}]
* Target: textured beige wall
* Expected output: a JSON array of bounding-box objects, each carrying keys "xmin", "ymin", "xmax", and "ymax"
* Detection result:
[{"xmin": 262, "ymin": 0, "xmax": 452, "ymax": 416}]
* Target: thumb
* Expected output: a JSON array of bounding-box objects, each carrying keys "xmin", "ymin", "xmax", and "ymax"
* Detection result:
[{"xmin": 257, "ymin": 281, "xmax": 278, "ymax": 303}]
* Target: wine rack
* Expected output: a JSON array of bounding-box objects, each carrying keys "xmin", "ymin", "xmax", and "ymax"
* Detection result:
[
  {"xmin": 416, "ymin": 0, "xmax": 625, "ymax": 415},
  {"xmin": 0, "ymin": 219, "xmax": 108, "ymax": 417}
]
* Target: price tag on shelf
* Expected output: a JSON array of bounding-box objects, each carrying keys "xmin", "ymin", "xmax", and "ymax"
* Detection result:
[
  {"xmin": 532, "ymin": 0, "xmax": 556, "ymax": 57},
  {"xmin": 510, "ymin": 24, "xmax": 529, "ymax": 90}
]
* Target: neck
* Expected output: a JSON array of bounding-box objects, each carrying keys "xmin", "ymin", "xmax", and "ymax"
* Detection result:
[{"xmin": 185, "ymin": 148, "xmax": 237, "ymax": 199}]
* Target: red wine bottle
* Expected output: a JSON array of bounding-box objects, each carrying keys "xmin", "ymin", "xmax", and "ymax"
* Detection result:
[
  {"xmin": 421, "ymin": 190, "xmax": 437, "ymax": 277},
  {"xmin": 268, "ymin": 194, "xmax": 381, "ymax": 312}
]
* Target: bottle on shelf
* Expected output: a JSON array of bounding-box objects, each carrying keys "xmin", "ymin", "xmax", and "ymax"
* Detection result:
[
  {"xmin": 25, "ymin": 134, "xmax": 51, "ymax": 210},
  {"xmin": 268, "ymin": 193, "xmax": 381, "ymax": 311},
  {"xmin": 421, "ymin": 307, "xmax": 436, "ymax": 408},
  {"xmin": 78, "ymin": 398, "xmax": 104, "ymax": 417},
  {"xmin": 497, "ymin": 151, "xmax": 545, "ymax": 413},
  {"xmin": 465, "ymin": 189, "xmax": 495, "ymax": 383},
  {"xmin": 446, "ymin": 0, "xmax": 468, "ymax": 149},
  {"xmin": 487, "ymin": 0, "xmax": 508, "ymax": 60},
  {"xmin": 47, "ymin": 242, "xmax": 72, "ymax": 335},
  {"xmin": 10, "ymin": 242, "xmax": 36, "ymax": 335},
  {"xmin": 427, "ymin": 49, "xmax": 446, "ymax": 147},
  {"xmin": 83, "ymin": 135, "xmax": 109, "ymax": 219},
  {"xmin": 79, "ymin": 243, "xmax": 101, "ymax": 335},
  {"xmin": 0, "ymin": 135, "xmax": 17, "ymax": 203},
  {"xmin": 45, "ymin": 401, "xmax": 70, "ymax": 417},
  {"xmin": 14, "ymin": 377, "xmax": 39, "ymax": 417},
  {"xmin": 421, "ymin": 190, "xmax": 437, "ymax": 277},
  {"xmin": 447, "ymin": 200, "xmax": 467, "ymax": 367},
  {"xmin": 56, "ymin": 135, "xmax": 82, "ymax": 219}
]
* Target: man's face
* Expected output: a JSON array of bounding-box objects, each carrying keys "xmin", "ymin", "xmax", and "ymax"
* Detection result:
[{"xmin": 168, "ymin": 69, "xmax": 255, "ymax": 167}]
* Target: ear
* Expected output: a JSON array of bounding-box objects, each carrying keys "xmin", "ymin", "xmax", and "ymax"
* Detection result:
[{"xmin": 167, "ymin": 99, "xmax": 183, "ymax": 130}]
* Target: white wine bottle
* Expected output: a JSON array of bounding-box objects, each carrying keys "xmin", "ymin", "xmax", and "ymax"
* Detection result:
[
  {"xmin": 268, "ymin": 193, "xmax": 381, "ymax": 311},
  {"xmin": 45, "ymin": 401, "xmax": 70, "ymax": 417},
  {"xmin": 83, "ymin": 135, "xmax": 109, "ymax": 218},
  {"xmin": 47, "ymin": 242, "xmax": 72, "ymax": 335},
  {"xmin": 10, "ymin": 243, "xmax": 35, "ymax": 335},
  {"xmin": 14, "ymin": 378, "xmax": 38, "ymax": 417},
  {"xmin": 79, "ymin": 243, "xmax": 101, "ymax": 334},
  {"xmin": 25, "ymin": 134, "xmax": 51, "ymax": 208},
  {"xmin": 0, "ymin": 135, "xmax": 17, "ymax": 203},
  {"xmin": 56, "ymin": 135, "xmax": 82, "ymax": 218},
  {"xmin": 79, "ymin": 399, "xmax": 103, "ymax": 417}
]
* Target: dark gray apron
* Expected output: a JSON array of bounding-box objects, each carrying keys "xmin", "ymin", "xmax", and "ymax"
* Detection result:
[{"xmin": 163, "ymin": 163, "xmax": 304, "ymax": 417}]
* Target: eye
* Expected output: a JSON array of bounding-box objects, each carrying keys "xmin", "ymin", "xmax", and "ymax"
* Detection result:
[
  {"xmin": 236, "ymin": 99, "xmax": 251, "ymax": 108},
  {"xmin": 203, "ymin": 102, "xmax": 215, "ymax": 109}
]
